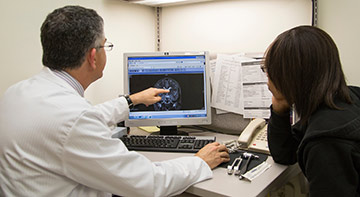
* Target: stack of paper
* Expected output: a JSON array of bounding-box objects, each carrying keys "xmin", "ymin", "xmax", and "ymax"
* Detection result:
[{"xmin": 210, "ymin": 53, "xmax": 271, "ymax": 119}]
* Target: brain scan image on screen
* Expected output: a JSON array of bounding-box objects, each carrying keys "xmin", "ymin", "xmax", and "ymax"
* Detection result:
[{"xmin": 154, "ymin": 77, "xmax": 182, "ymax": 111}]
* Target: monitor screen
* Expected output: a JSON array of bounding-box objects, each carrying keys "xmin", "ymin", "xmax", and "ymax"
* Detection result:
[{"xmin": 124, "ymin": 51, "xmax": 211, "ymax": 135}]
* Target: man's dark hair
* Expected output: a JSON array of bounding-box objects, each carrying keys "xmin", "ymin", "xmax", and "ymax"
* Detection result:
[
  {"xmin": 265, "ymin": 25, "xmax": 352, "ymax": 124},
  {"xmin": 40, "ymin": 5, "xmax": 104, "ymax": 70}
]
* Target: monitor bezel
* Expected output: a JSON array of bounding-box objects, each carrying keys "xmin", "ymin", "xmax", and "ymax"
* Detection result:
[{"xmin": 123, "ymin": 51, "xmax": 212, "ymax": 128}]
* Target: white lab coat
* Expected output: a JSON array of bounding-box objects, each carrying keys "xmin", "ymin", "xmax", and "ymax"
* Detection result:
[{"xmin": 0, "ymin": 67, "xmax": 212, "ymax": 197}]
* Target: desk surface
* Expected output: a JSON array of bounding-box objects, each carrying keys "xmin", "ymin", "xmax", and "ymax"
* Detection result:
[{"xmin": 130, "ymin": 127, "xmax": 300, "ymax": 197}]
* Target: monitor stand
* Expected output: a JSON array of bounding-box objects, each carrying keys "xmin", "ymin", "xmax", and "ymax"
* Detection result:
[{"xmin": 158, "ymin": 126, "xmax": 188, "ymax": 136}]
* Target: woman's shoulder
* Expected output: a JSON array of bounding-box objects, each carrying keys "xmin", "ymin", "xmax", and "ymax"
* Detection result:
[{"xmin": 349, "ymin": 86, "xmax": 360, "ymax": 100}]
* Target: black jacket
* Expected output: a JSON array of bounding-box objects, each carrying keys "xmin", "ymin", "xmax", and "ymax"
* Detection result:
[{"xmin": 268, "ymin": 86, "xmax": 360, "ymax": 197}]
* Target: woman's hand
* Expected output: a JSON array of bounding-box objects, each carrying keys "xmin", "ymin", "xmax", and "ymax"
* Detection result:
[{"xmin": 267, "ymin": 80, "xmax": 290, "ymax": 114}]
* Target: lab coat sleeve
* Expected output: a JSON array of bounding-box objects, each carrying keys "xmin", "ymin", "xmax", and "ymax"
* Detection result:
[
  {"xmin": 93, "ymin": 97, "xmax": 129, "ymax": 127},
  {"xmin": 151, "ymin": 156, "xmax": 212, "ymax": 196},
  {"xmin": 61, "ymin": 108, "xmax": 212, "ymax": 197}
]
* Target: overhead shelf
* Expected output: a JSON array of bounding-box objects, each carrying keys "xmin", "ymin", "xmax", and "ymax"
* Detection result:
[{"xmin": 119, "ymin": 0, "xmax": 217, "ymax": 7}]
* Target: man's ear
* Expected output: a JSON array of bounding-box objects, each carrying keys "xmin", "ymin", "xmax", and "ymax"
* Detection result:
[{"xmin": 87, "ymin": 48, "xmax": 97, "ymax": 70}]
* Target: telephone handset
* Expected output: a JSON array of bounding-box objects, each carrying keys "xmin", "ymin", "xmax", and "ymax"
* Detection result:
[{"xmin": 238, "ymin": 118, "xmax": 269, "ymax": 155}]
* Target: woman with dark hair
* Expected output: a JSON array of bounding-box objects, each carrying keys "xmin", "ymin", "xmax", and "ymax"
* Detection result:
[{"xmin": 265, "ymin": 25, "xmax": 360, "ymax": 196}]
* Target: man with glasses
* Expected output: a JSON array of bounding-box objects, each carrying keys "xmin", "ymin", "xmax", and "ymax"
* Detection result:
[{"xmin": 0, "ymin": 5, "xmax": 229, "ymax": 197}]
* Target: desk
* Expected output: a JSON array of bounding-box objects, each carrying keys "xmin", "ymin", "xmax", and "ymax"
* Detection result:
[{"xmin": 130, "ymin": 127, "xmax": 301, "ymax": 197}]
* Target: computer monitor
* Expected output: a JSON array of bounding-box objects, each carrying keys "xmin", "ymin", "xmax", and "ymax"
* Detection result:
[{"xmin": 124, "ymin": 51, "xmax": 211, "ymax": 135}]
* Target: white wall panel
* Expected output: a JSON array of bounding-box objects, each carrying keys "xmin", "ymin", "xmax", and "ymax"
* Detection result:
[
  {"xmin": 161, "ymin": 0, "xmax": 312, "ymax": 55},
  {"xmin": 0, "ymin": 0, "xmax": 155, "ymax": 104},
  {"xmin": 318, "ymin": 0, "xmax": 360, "ymax": 86}
]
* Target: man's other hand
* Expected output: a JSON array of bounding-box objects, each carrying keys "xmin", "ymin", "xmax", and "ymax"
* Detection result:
[{"xmin": 195, "ymin": 142, "xmax": 230, "ymax": 169}]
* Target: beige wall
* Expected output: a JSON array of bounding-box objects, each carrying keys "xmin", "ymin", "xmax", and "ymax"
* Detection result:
[
  {"xmin": 3, "ymin": 0, "xmax": 357, "ymax": 105},
  {"xmin": 317, "ymin": 0, "xmax": 360, "ymax": 86},
  {"xmin": 161, "ymin": 0, "xmax": 312, "ymax": 54},
  {"xmin": 0, "ymin": 0, "xmax": 155, "ymax": 104}
]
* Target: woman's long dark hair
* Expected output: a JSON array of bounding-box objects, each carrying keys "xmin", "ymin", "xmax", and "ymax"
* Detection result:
[{"xmin": 265, "ymin": 26, "xmax": 352, "ymax": 124}]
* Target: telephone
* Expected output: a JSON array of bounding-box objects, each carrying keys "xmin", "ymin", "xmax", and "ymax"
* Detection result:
[{"xmin": 238, "ymin": 118, "xmax": 269, "ymax": 155}]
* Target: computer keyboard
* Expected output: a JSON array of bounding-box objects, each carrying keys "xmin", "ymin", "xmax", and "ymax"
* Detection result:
[{"xmin": 120, "ymin": 135, "xmax": 216, "ymax": 153}]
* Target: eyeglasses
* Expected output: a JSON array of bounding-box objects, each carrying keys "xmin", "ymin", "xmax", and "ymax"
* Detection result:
[
  {"xmin": 260, "ymin": 64, "xmax": 267, "ymax": 73},
  {"xmin": 98, "ymin": 41, "xmax": 114, "ymax": 51}
]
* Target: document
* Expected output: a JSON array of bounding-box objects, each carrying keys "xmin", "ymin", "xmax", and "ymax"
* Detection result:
[
  {"xmin": 210, "ymin": 53, "xmax": 272, "ymax": 119},
  {"xmin": 209, "ymin": 58, "xmax": 230, "ymax": 114},
  {"xmin": 211, "ymin": 54, "xmax": 252, "ymax": 114},
  {"xmin": 241, "ymin": 60, "xmax": 271, "ymax": 118},
  {"xmin": 209, "ymin": 59, "xmax": 217, "ymax": 92}
]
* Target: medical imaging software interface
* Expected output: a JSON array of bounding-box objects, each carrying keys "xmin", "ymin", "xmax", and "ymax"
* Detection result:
[{"xmin": 127, "ymin": 55, "xmax": 207, "ymax": 121}]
